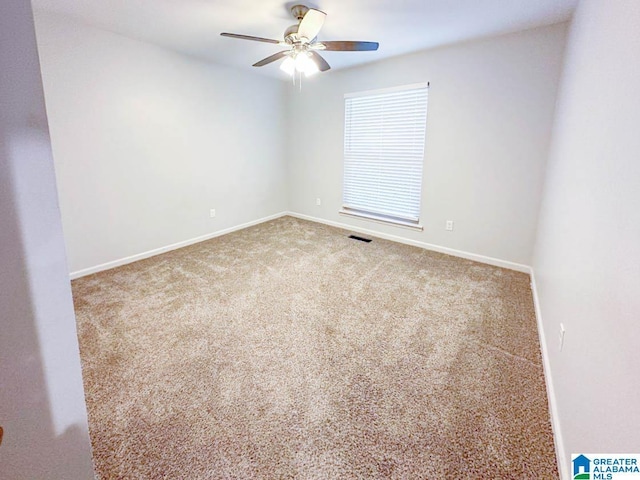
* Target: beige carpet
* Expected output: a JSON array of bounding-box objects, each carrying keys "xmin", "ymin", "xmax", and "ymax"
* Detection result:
[{"xmin": 72, "ymin": 216, "xmax": 557, "ymax": 479}]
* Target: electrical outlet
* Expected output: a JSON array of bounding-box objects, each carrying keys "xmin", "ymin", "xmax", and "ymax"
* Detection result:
[
  {"xmin": 316, "ymin": 198, "xmax": 321, "ymax": 206},
  {"xmin": 559, "ymin": 323, "xmax": 565, "ymax": 351},
  {"xmin": 209, "ymin": 209, "xmax": 216, "ymax": 218},
  {"xmin": 446, "ymin": 220, "xmax": 454, "ymax": 231}
]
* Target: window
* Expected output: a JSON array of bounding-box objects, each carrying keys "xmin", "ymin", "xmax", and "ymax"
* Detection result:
[{"xmin": 341, "ymin": 83, "xmax": 429, "ymax": 230}]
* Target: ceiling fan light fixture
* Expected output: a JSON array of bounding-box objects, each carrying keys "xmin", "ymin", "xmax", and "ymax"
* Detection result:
[
  {"xmin": 304, "ymin": 62, "xmax": 319, "ymax": 77},
  {"xmin": 280, "ymin": 56, "xmax": 296, "ymax": 75},
  {"xmin": 295, "ymin": 52, "xmax": 318, "ymax": 76}
]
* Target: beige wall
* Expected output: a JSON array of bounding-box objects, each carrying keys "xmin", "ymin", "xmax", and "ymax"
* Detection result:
[
  {"xmin": 533, "ymin": 0, "xmax": 640, "ymax": 477},
  {"xmin": 0, "ymin": 0, "xmax": 93, "ymax": 477},
  {"xmin": 286, "ymin": 23, "xmax": 568, "ymax": 267},
  {"xmin": 34, "ymin": 12, "xmax": 288, "ymax": 275}
]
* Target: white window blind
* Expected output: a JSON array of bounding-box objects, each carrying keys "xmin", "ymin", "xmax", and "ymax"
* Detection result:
[{"xmin": 342, "ymin": 83, "xmax": 428, "ymax": 228}]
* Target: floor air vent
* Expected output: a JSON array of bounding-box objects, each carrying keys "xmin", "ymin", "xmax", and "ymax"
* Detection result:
[{"xmin": 349, "ymin": 235, "xmax": 372, "ymax": 243}]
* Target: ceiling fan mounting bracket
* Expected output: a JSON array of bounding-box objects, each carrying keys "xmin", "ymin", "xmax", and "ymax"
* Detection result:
[{"xmin": 290, "ymin": 5, "xmax": 310, "ymax": 21}]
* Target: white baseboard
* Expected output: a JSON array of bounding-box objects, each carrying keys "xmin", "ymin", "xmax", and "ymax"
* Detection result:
[
  {"xmin": 286, "ymin": 211, "xmax": 531, "ymax": 273},
  {"xmin": 69, "ymin": 211, "xmax": 288, "ymax": 279},
  {"xmin": 287, "ymin": 212, "xmax": 566, "ymax": 474},
  {"xmin": 69, "ymin": 209, "xmax": 564, "ymax": 476},
  {"xmin": 530, "ymin": 271, "xmax": 567, "ymax": 480}
]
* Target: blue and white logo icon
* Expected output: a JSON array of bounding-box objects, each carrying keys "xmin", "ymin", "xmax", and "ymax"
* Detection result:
[
  {"xmin": 573, "ymin": 454, "xmax": 591, "ymax": 479},
  {"xmin": 571, "ymin": 454, "xmax": 640, "ymax": 479}
]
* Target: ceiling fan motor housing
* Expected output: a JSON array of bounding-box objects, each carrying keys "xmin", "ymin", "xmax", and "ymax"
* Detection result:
[
  {"xmin": 285, "ymin": 5, "xmax": 313, "ymax": 44},
  {"xmin": 284, "ymin": 24, "xmax": 300, "ymax": 44}
]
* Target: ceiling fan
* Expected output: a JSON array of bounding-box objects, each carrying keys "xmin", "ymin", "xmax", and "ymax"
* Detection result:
[{"xmin": 221, "ymin": 5, "xmax": 379, "ymax": 77}]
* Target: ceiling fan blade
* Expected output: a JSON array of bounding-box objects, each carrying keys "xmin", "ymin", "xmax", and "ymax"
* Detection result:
[
  {"xmin": 253, "ymin": 51, "xmax": 290, "ymax": 67},
  {"xmin": 297, "ymin": 8, "xmax": 326, "ymax": 42},
  {"xmin": 220, "ymin": 33, "xmax": 281, "ymax": 44},
  {"xmin": 309, "ymin": 51, "xmax": 331, "ymax": 72},
  {"xmin": 319, "ymin": 41, "xmax": 379, "ymax": 51}
]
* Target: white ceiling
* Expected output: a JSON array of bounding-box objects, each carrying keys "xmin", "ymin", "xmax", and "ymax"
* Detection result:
[{"xmin": 32, "ymin": 0, "xmax": 578, "ymax": 79}]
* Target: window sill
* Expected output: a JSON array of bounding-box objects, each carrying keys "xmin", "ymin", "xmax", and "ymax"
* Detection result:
[{"xmin": 339, "ymin": 209, "xmax": 424, "ymax": 232}]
